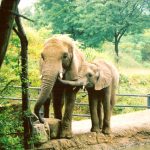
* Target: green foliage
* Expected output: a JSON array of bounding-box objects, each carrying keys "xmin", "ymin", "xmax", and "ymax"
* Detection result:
[
  {"xmin": 3, "ymin": 33, "xmax": 20, "ymax": 77},
  {"xmin": 33, "ymin": 0, "xmax": 149, "ymax": 50},
  {"xmin": 0, "ymin": 26, "xmax": 47, "ymax": 87},
  {"xmin": 0, "ymin": 105, "xmax": 23, "ymax": 149},
  {"xmin": 113, "ymin": 73, "xmax": 150, "ymax": 115}
]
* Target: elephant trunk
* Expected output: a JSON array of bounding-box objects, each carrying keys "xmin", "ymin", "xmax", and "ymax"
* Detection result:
[
  {"xmin": 58, "ymin": 78, "xmax": 84, "ymax": 87},
  {"xmin": 34, "ymin": 69, "xmax": 58, "ymax": 123}
]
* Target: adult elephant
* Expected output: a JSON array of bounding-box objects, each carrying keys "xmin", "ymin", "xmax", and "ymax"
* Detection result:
[
  {"xmin": 59, "ymin": 59, "xmax": 119, "ymax": 134},
  {"xmin": 34, "ymin": 34, "xmax": 85, "ymax": 138}
]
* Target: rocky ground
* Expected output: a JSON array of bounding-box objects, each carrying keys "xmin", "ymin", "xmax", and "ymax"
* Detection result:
[{"xmin": 35, "ymin": 110, "xmax": 150, "ymax": 150}]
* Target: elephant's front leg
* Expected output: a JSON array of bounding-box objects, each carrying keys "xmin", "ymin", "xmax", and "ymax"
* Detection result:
[
  {"xmin": 102, "ymin": 87, "xmax": 111, "ymax": 134},
  {"xmin": 88, "ymin": 90, "xmax": 100, "ymax": 133},
  {"xmin": 44, "ymin": 96, "xmax": 51, "ymax": 118},
  {"xmin": 60, "ymin": 87, "xmax": 76, "ymax": 139},
  {"xmin": 53, "ymin": 82, "xmax": 64, "ymax": 120}
]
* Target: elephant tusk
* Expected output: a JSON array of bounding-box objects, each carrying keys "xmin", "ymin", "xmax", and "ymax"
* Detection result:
[
  {"xmin": 82, "ymin": 85, "xmax": 85, "ymax": 90},
  {"xmin": 59, "ymin": 73, "xmax": 63, "ymax": 79}
]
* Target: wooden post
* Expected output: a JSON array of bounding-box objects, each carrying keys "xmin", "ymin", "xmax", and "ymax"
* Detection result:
[
  {"xmin": 14, "ymin": 9, "xmax": 34, "ymax": 149},
  {"xmin": 147, "ymin": 94, "xmax": 150, "ymax": 109},
  {"xmin": 0, "ymin": 0, "xmax": 20, "ymax": 68}
]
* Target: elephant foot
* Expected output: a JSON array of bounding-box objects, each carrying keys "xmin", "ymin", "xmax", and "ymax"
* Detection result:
[
  {"xmin": 99, "ymin": 127, "xmax": 102, "ymax": 130},
  {"xmin": 60, "ymin": 129, "xmax": 73, "ymax": 139},
  {"xmin": 51, "ymin": 131, "xmax": 58, "ymax": 139},
  {"xmin": 60, "ymin": 120, "xmax": 73, "ymax": 139},
  {"xmin": 36, "ymin": 114, "xmax": 45, "ymax": 123},
  {"xmin": 34, "ymin": 107, "xmax": 45, "ymax": 123},
  {"xmin": 99, "ymin": 123, "xmax": 103, "ymax": 129},
  {"xmin": 39, "ymin": 117, "xmax": 45, "ymax": 123},
  {"xmin": 102, "ymin": 127, "xmax": 111, "ymax": 135},
  {"xmin": 91, "ymin": 127, "xmax": 101, "ymax": 133}
]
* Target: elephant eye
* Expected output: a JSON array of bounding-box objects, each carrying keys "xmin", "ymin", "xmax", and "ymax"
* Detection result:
[
  {"xmin": 87, "ymin": 73, "xmax": 92, "ymax": 78},
  {"xmin": 63, "ymin": 53, "xmax": 68, "ymax": 59}
]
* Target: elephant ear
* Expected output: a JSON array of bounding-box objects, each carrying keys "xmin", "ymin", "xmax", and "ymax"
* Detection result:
[
  {"xmin": 65, "ymin": 46, "xmax": 84, "ymax": 80},
  {"xmin": 39, "ymin": 53, "xmax": 44, "ymax": 78},
  {"xmin": 95, "ymin": 67, "xmax": 112, "ymax": 91}
]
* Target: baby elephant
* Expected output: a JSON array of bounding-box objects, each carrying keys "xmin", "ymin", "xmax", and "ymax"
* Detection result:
[{"xmin": 59, "ymin": 59, "xmax": 119, "ymax": 134}]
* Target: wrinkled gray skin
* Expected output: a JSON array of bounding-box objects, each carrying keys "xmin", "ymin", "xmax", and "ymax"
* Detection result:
[
  {"xmin": 34, "ymin": 35, "xmax": 85, "ymax": 138},
  {"xmin": 59, "ymin": 59, "xmax": 119, "ymax": 134}
]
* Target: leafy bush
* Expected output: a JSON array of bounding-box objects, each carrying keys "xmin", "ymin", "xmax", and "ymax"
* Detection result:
[{"xmin": 0, "ymin": 104, "xmax": 23, "ymax": 149}]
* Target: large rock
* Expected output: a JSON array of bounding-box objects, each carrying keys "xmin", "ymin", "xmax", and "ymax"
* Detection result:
[
  {"xmin": 44, "ymin": 118, "xmax": 61, "ymax": 139},
  {"xmin": 32, "ymin": 118, "xmax": 61, "ymax": 145},
  {"xmin": 33, "ymin": 120, "xmax": 50, "ymax": 144}
]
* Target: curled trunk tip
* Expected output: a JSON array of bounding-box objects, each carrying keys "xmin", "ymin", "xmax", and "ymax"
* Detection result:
[{"xmin": 58, "ymin": 77, "xmax": 84, "ymax": 87}]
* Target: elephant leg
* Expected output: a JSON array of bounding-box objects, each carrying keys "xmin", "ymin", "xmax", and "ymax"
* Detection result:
[
  {"xmin": 88, "ymin": 90, "xmax": 100, "ymax": 133},
  {"xmin": 97, "ymin": 99, "xmax": 103, "ymax": 129},
  {"xmin": 60, "ymin": 87, "xmax": 76, "ymax": 139},
  {"xmin": 43, "ymin": 94, "xmax": 52, "ymax": 118},
  {"xmin": 53, "ymin": 84, "xmax": 64, "ymax": 120},
  {"xmin": 102, "ymin": 87, "xmax": 111, "ymax": 134},
  {"xmin": 110, "ymin": 88, "xmax": 116, "ymax": 114}
]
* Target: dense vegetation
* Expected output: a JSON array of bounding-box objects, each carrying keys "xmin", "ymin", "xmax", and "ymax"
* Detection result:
[
  {"xmin": 32, "ymin": 0, "xmax": 149, "ymax": 56},
  {"xmin": 0, "ymin": 0, "xmax": 150, "ymax": 149},
  {"xmin": 0, "ymin": 104, "xmax": 23, "ymax": 150}
]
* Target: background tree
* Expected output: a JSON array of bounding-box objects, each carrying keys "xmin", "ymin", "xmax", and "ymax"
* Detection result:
[
  {"xmin": 33, "ymin": 0, "xmax": 149, "ymax": 57},
  {"xmin": 99, "ymin": 0, "xmax": 149, "ymax": 57},
  {"xmin": 33, "ymin": 0, "xmax": 75, "ymax": 34}
]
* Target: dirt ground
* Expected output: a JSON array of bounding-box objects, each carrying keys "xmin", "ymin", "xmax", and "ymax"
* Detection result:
[{"xmin": 36, "ymin": 110, "xmax": 150, "ymax": 150}]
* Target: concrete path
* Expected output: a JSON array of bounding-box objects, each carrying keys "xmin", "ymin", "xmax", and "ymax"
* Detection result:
[{"xmin": 72, "ymin": 109, "xmax": 150, "ymax": 134}]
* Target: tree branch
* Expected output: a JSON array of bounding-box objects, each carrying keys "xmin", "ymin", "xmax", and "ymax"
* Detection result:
[
  {"xmin": 119, "ymin": 1, "xmax": 139, "ymax": 24},
  {"xmin": 117, "ymin": 27, "xmax": 128, "ymax": 42},
  {"xmin": 13, "ymin": 26, "xmax": 21, "ymax": 38},
  {"xmin": 0, "ymin": 8, "xmax": 34, "ymax": 22},
  {"xmin": 116, "ymin": 22, "xmax": 129, "ymax": 37},
  {"xmin": 128, "ymin": 1, "xmax": 139, "ymax": 18}
]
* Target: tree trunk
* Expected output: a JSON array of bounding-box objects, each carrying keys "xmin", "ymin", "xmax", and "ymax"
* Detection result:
[
  {"xmin": 114, "ymin": 34, "xmax": 119, "ymax": 63},
  {"xmin": 14, "ymin": 9, "xmax": 34, "ymax": 149},
  {"xmin": 114, "ymin": 35, "xmax": 119, "ymax": 57},
  {"xmin": 0, "ymin": 0, "xmax": 20, "ymax": 68}
]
